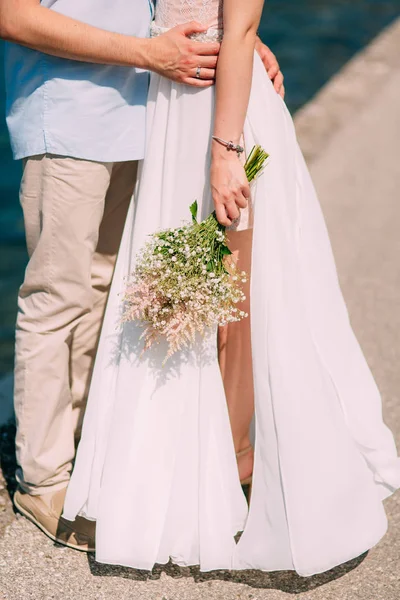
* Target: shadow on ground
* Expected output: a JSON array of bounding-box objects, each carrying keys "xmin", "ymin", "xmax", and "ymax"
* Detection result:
[
  {"xmin": 0, "ymin": 420, "xmax": 17, "ymax": 533},
  {"xmin": 0, "ymin": 420, "xmax": 17, "ymax": 496},
  {"xmin": 87, "ymin": 537, "xmax": 367, "ymax": 594},
  {"xmin": 0, "ymin": 421, "xmax": 368, "ymax": 593}
]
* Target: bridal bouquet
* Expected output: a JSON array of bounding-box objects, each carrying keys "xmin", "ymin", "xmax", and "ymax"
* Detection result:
[{"xmin": 123, "ymin": 145, "xmax": 269, "ymax": 361}]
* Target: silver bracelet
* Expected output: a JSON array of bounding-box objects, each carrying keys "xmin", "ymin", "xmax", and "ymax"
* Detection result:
[{"xmin": 212, "ymin": 136, "xmax": 244, "ymax": 155}]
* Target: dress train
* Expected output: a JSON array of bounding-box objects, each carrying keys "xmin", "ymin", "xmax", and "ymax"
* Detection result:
[{"xmin": 63, "ymin": 53, "xmax": 400, "ymax": 576}]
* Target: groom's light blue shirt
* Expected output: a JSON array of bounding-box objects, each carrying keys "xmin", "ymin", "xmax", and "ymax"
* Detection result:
[{"xmin": 4, "ymin": 0, "xmax": 153, "ymax": 162}]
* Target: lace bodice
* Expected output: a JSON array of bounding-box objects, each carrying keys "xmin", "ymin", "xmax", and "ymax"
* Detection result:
[{"xmin": 154, "ymin": 0, "xmax": 223, "ymax": 30}]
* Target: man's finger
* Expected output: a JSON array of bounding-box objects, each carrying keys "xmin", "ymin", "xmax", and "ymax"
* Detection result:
[
  {"xmin": 197, "ymin": 55, "xmax": 218, "ymax": 69},
  {"xmin": 185, "ymin": 77, "xmax": 214, "ymax": 88},
  {"xmin": 256, "ymin": 41, "xmax": 284, "ymax": 97},
  {"xmin": 279, "ymin": 84, "xmax": 285, "ymax": 99},
  {"xmin": 274, "ymin": 71, "xmax": 284, "ymax": 93},
  {"xmin": 192, "ymin": 67, "xmax": 215, "ymax": 80},
  {"xmin": 194, "ymin": 42, "xmax": 220, "ymax": 56},
  {"xmin": 267, "ymin": 64, "xmax": 279, "ymax": 81},
  {"xmin": 178, "ymin": 20, "xmax": 208, "ymax": 36},
  {"xmin": 260, "ymin": 44, "xmax": 276, "ymax": 68}
]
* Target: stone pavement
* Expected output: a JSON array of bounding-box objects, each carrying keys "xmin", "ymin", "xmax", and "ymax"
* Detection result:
[{"xmin": 1, "ymin": 18, "xmax": 400, "ymax": 600}]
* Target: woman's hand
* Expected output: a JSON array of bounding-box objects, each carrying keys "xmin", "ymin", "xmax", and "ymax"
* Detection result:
[{"xmin": 211, "ymin": 151, "xmax": 250, "ymax": 227}]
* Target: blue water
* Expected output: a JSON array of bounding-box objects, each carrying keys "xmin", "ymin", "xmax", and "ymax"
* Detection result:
[{"xmin": 0, "ymin": 1, "xmax": 399, "ymax": 374}]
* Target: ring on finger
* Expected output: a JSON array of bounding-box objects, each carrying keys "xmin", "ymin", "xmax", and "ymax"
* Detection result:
[{"xmin": 196, "ymin": 66, "xmax": 201, "ymax": 79}]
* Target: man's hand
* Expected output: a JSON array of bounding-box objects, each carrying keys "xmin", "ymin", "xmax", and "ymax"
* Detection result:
[
  {"xmin": 146, "ymin": 22, "xmax": 220, "ymax": 88},
  {"xmin": 0, "ymin": 3, "xmax": 219, "ymax": 84},
  {"xmin": 255, "ymin": 37, "xmax": 284, "ymax": 98}
]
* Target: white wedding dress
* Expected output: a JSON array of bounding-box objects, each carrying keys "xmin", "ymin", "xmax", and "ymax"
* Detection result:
[{"xmin": 63, "ymin": 0, "xmax": 400, "ymax": 576}]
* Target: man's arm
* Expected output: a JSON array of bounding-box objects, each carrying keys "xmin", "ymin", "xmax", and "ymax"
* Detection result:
[{"xmin": 0, "ymin": 0, "xmax": 219, "ymax": 87}]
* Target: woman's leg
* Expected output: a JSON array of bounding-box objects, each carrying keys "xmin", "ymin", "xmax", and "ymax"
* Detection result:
[{"xmin": 218, "ymin": 228, "xmax": 254, "ymax": 482}]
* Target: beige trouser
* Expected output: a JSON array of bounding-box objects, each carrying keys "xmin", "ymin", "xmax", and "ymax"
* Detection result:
[{"xmin": 14, "ymin": 154, "xmax": 137, "ymax": 495}]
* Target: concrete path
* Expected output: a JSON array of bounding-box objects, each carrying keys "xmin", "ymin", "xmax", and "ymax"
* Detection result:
[{"xmin": 1, "ymin": 18, "xmax": 400, "ymax": 600}]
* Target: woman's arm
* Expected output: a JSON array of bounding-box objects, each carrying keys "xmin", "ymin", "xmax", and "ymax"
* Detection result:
[
  {"xmin": 211, "ymin": 0, "xmax": 264, "ymax": 226},
  {"xmin": 0, "ymin": 0, "xmax": 219, "ymax": 87}
]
